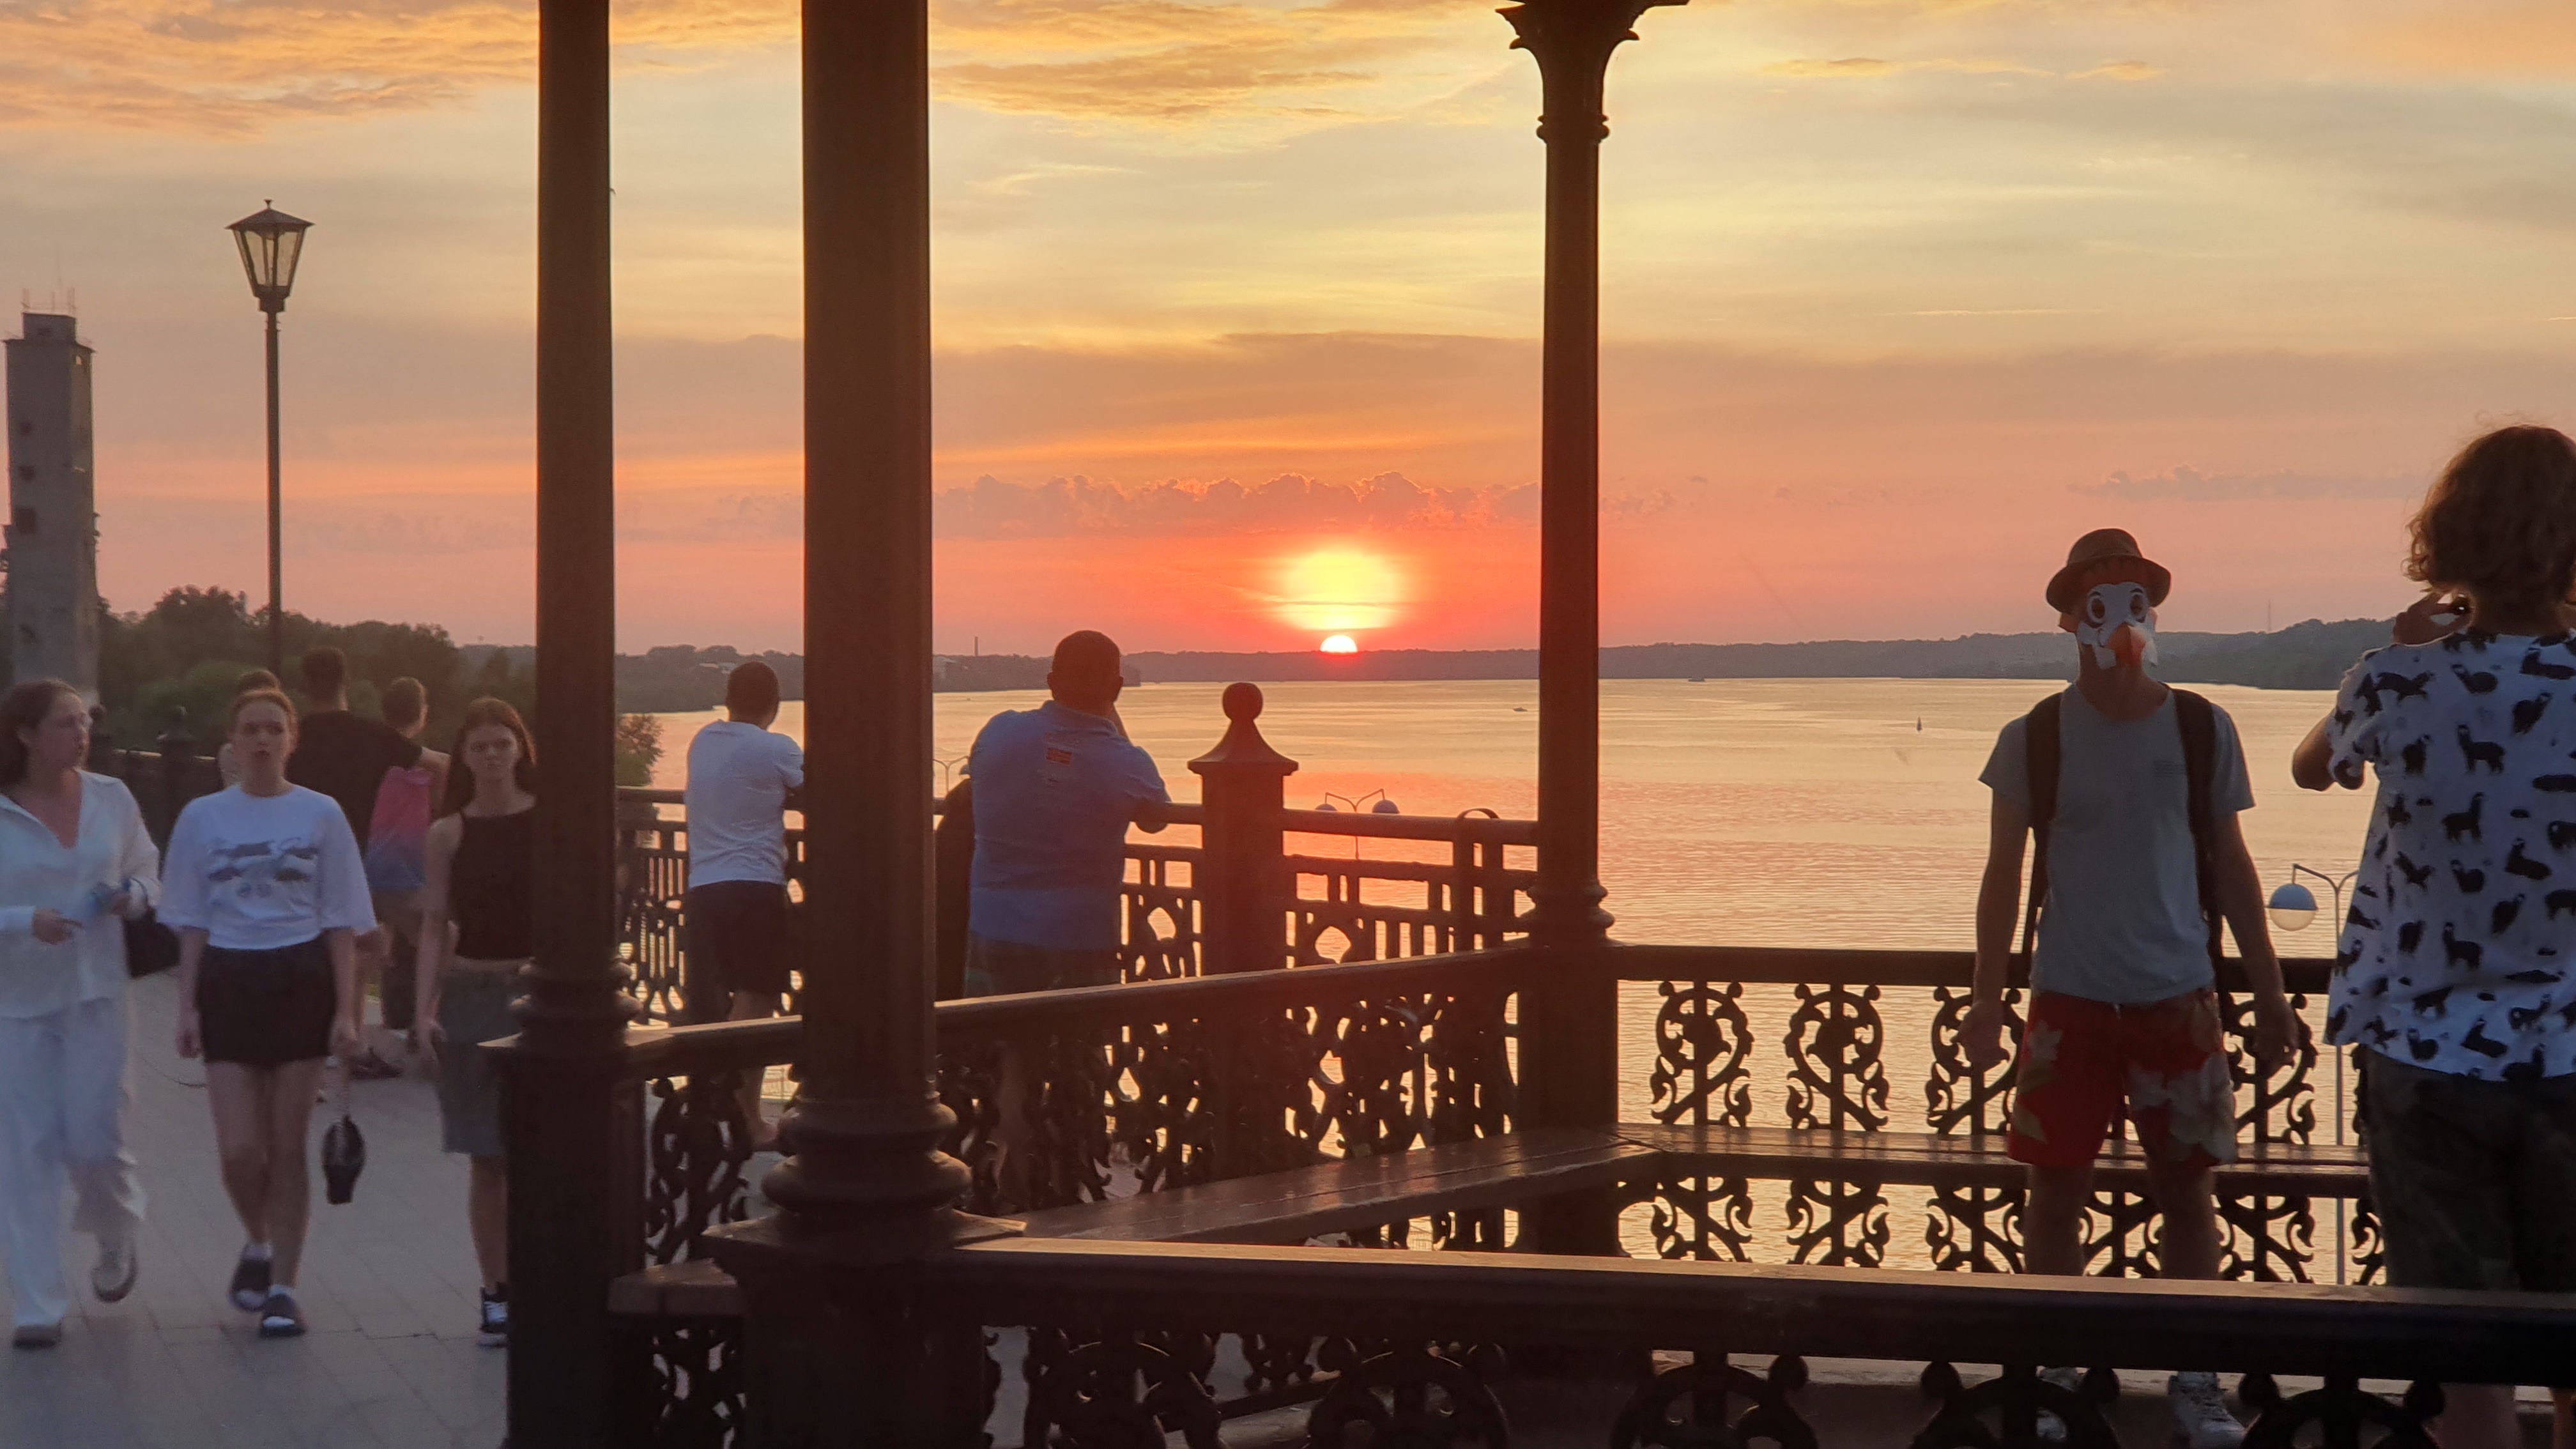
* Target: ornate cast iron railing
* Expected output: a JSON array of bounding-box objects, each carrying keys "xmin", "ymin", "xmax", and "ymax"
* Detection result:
[
  {"xmin": 937, "ymin": 1236, "xmax": 2569, "ymax": 1449},
  {"xmin": 622, "ymin": 950, "xmax": 1527, "ymax": 1440},
  {"xmin": 1611, "ymin": 944, "xmax": 2369, "ymax": 1284},
  {"xmin": 612, "ymin": 791, "xmax": 1538, "ymax": 1021}
]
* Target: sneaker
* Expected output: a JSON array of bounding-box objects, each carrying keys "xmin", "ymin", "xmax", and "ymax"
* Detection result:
[
  {"xmin": 10, "ymin": 1323, "xmax": 61, "ymax": 1350},
  {"xmin": 228, "ymin": 1248, "xmax": 272, "ymax": 1312},
  {"xmin": 2036, "ymin": 1365, "xmax": 2083, "ymax": 1444},
  {"xmin": 91, "ymin": 1239, "xmax": 137, "ymax": 1303},
  {"xmin": 2169, "ymin": 1372, "xmax": 2244, "ymax": 1449},
  {"xmin": 478, "ymin": 1287, "xmax": 509, "ymax": 1347},
  {"xmin": 257, "ymin": 1287, "xmax": 307, "ymax": 1338}
]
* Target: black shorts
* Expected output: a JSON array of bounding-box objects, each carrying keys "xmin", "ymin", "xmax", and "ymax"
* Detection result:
[
  {"xmin": 199, "ymin": 937, "xmax": 337, "ymax": 1066},
  {"xmin": 683, "ymin": 881, "xmax": 790, "ymax": 1022}
]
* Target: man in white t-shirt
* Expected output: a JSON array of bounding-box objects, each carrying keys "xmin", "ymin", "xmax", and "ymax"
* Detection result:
[{"xmin": 682, "ymin": 661, "xmax": 804, "ymax": 1149}]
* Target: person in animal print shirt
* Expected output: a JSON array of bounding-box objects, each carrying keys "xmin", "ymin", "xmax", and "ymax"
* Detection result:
[{"xmin": 2294, "ymin": 424, "xmax": 2576, "ymax": 1449}]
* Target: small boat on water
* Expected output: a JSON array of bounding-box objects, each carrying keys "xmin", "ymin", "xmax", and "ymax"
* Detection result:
[{"xmin": 1687, "ymin": 677, "xmax": 1706, "ymax": 683}]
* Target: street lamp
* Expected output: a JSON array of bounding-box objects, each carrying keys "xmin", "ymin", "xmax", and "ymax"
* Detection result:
[
  {"xmin": 2267, "ymin": 864, "xmax": 2357, "ymax": 935},
  {"xmin": 1313, "ymin": 789, "xmax": 1401, "ymax": 859},
  {"xmin": 227, "ymin": 202, "xmax": 313, "ymax": 676}
]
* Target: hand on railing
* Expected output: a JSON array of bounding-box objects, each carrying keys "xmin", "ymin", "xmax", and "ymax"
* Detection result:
[{"xmin": 1959, "ymin": 997, "xmax": 2014, "ymax": 1071}]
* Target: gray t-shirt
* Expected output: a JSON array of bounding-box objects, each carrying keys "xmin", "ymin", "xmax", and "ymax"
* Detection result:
[{"xmin": 1981, "ymin": 687, "xmax": 2255, "ymax": 1004}]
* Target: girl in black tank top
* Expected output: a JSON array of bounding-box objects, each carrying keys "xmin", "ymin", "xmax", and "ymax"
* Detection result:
[
  {"xmin": 414, "ymin": 698, "xmax": 540, "ymax": 1349},
  {"xmin": 448, "ymin": 809, "xmax": 533, "ymax": 962}
]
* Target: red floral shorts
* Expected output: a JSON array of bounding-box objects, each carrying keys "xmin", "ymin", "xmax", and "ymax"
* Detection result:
[{"xmin": 2005, "ymin": 988, "xmax": 2237, "ymax": 1174}]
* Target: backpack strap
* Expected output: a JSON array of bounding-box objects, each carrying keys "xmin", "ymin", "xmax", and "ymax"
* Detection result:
[
  {"xmin": 2020, "ymin": 692, "xmax": 2063, "ymax": 967},
  {"xmin": 2171, "ymin": 688, "xmax": 2225, "ymax": 969}
]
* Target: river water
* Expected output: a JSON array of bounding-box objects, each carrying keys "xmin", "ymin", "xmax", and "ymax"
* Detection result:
[{"xmin": 654, "ymin": 678, "xmax": 2379, "ymax": 1266}]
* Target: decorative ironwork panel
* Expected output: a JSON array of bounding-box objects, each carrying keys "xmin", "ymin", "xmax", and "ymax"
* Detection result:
[
  {"xmin": 2080, "ymin": 1189, "xmax": 2162, "ymax": 1278},
  {"xmin": 2223, "ymin": 990, "xmax": 2319, "ymax": 1145},
  {"xmin": 1022, "ymin": 1330, "xmax": 1223, "ymax": 1449},
  {"xmin": 2350, "ymin": 1192, "xmax": 2386, "ymax": 1285},
  {"xmin": 1917, "ymin": 1361, "xmax": 2119, "ymax": 1449},
  {"xmin": 1651, "ymin": 979, "xmax": 1754, "ymax": 1128},
  {"xmin": 1784, "ymin": 983, "xmax": 1889, "ymax": 1131},
  {"xmin": 1644, "ymin": 1174, "xmax": 1754, "ymax": 1262},
  {"xmin": 1784, "ymin": 1177, "xmax": 1888, "ymax": 1267},
  {"xmin": 1120, "ymin": 852, "xmax": 1200, "ymax": 983},
  {"xmin": 1613, "ymin": 1353, "xmax": 1816, "ymax": 1449},
  {"xmin": 2241, "ymin": 1373, "xmax": 2441, "ymax": 1449},
  {"xmin": 642, "ymin": 1070, "xmax": 754, "ymax": 1266},
  {"xmin": 634, "ymin": 1317, "xmax": 744, "ymax": 1449},
  {"xmin": 1308, "ymin": 1341, "xmax": 1510, "ymax": 1448},
  {"xmin": 1926, "ymin": 1183, "xmax": 2023, "ymax": 1274},
  {"xmin": 2218, "ymin": 1193, "xmax": 2319, "ymax": 1284},
  {"xmin": 1927, "ymin": 985, "xmax": 2021, "ymax": 1138}
]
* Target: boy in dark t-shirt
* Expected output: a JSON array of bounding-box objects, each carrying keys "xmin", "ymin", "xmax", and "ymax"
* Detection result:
[
  {"xmin": 286, "ymin": 648, "xmax": 441, "ymax": 850},
  {"xmin": 286, "ymin": 647, "xmax": 447, "ymax": 1079}
]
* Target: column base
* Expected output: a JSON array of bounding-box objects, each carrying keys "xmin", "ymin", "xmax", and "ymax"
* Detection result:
[{"xmin": 706, "ymin": 1210, "xmax": 1022, "ymax": 1449}]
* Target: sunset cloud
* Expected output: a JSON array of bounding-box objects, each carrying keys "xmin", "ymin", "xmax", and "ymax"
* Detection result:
[{"xmin": 0, "ymin": 0, "xmax": 1489, "ymax": 134}]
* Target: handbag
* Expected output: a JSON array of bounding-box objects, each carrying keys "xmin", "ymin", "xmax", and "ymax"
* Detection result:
[
  {"xmin": 123, "ymin": 908, "xmax": 180, "ymax": 979},
  {"xmin": 321, "ymin": 1074, "xmax": 367, "ymax": 1206}
]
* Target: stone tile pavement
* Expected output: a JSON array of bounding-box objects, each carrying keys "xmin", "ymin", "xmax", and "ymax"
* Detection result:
[{"xmin": 1, "ymin": 971, "xmax": 505, "ymax": 1449}]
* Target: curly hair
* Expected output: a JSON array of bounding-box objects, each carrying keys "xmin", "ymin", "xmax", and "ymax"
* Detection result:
[{"xmin": 2407, "ymin": 425, "xmax": 2576, "ymax": 610}]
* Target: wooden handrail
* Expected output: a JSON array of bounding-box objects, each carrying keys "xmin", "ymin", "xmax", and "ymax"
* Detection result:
[
  {"xmin": 932, "ymin": 1237, "xmax": 2576, "ymax": 1386},
  {"xmin": 1606, "ymin": 942, "xmax": 2342, "ymax": 995}
]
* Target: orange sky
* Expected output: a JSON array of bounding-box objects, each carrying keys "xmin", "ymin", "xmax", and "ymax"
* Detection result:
[{"xmin": 10, "ymin": 0, "xmax": 2576, "ymax": 653}]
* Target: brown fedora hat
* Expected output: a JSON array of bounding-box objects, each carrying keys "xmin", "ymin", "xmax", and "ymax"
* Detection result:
[{"xmin": 2045, "ymin": 528, "xmax": 2171, "ymax": 613}]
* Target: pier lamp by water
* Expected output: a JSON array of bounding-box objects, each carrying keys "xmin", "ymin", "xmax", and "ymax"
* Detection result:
[
  {"xmin": 2267, "ymin": 882, "xmax": 2319, "ymax": 933},
  {"xmin": 1315, "ymin": 789, "xmax": 1400, "ymax": 815},
  {"xmin": 2268, "ymin": 864, "xmax": 2357, "ymax": 935},
  {"xmin": 226, "ymin": 201, "xmax": 313, "ymax": 677}
]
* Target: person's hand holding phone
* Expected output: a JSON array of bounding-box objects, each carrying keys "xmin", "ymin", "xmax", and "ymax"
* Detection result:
[{"xmin": 2393, "ymin": 594, "xmax": 2469, "ymax": 646}]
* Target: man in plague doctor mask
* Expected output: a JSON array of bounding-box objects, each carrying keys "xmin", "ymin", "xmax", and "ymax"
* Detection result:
[{"xmin": 1961, "ymin": 530, "xmax": 2298, "ymax": 1449}]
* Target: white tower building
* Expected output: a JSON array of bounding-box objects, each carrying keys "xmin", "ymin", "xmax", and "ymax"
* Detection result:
[{"xmin": 4, "ymin": 312, "xmax": 102, "ymax": 698}]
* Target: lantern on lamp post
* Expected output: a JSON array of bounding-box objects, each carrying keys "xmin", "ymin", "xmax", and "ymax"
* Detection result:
[{"xmin": 226, "ymin": 202, "xmax": 313, "ymax": 676}]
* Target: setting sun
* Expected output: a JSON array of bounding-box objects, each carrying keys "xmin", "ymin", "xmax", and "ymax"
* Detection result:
[
  {"xmin": 1319, "ymin": 634, "xmax": 1359, "ymax": 654},
  {"xmin": 1275, "ymin": 547, "xmax": 1406, "ymax": 634}
]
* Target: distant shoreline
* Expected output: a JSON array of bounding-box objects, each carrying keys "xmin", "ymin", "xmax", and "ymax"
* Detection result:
[{"xmin": 593, "ymin": 617, "xmax": 2389, "ymax": 712}]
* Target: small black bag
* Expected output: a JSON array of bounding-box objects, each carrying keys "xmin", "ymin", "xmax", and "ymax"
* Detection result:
[
  {"xmin": 321, "ymin": 1078, "xmax": 366, "ymax": 1206},
  {"xmin": 123, "ymin": 909, "xmax": 180, "ymax": 979}
]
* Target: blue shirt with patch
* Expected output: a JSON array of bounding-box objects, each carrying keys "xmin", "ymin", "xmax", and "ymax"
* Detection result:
[{"xmin": 967, "ymin": 701, "xmax": 1170, "ymax": 951}]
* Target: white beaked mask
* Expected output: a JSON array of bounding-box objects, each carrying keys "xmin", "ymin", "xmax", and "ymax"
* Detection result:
[{"xmin": 2075, "ymin": 580, "xmax": 2158, "ymax": 671}]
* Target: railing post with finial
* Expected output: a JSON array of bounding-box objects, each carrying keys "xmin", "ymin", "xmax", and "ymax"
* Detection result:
[{"xmin": 1190, "ymin": 682, "xmax": 1299, "ymax": 977}]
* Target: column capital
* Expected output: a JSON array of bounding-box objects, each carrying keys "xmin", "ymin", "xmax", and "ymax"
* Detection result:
[{"xmin": 1500, "ymin": 0, "xmax": 1683, "ymax": 141}]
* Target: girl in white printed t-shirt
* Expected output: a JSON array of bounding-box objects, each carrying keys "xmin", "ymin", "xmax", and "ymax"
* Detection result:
[{"xmin": 163, "ymin": 687, "xmax": 373, "ymax": 1339}]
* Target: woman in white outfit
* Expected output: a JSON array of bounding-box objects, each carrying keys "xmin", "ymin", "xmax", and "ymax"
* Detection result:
[{"xmin": 0, "ymin": 679, "xmax": 157, "ymax": 1349}]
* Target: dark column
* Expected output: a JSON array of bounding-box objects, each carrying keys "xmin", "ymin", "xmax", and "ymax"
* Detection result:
[
  {"xmin": 1503, "ymin": 0, "xmax": 1676, "ymax": 1253},
  {"xmin": 502, "ymin": 0, "xmax": 641, "ymax": 1439},
  {"xmin": 1190, "ymin": 683, "xmax": 1298, "ymax": 976},
  {"xmin": 704, "ymin": 0, "xmax": 1011, "ymax": 1438}
]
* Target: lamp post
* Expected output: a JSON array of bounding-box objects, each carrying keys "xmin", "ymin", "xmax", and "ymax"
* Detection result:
[
  {"xmin": 2267, "ymin": 861, "xmax": 2360, "ymax": 1283},
  {"xmin": 2266, "ymin": 864, "xmax": 2357, "ymax": 936},
  {"xmin": 226, "ymin": 203, "xmax": 313, "ymax": 677}
]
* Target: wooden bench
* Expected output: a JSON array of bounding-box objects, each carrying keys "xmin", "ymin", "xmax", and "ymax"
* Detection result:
[
  {"xmin": 610, "ymin": 1127, "xmax": 1653, "ymax": 1322},
  {"xmin": 1011, "ymin": 1128, "xmax": 1653, "ymax": 1245},
  {"xmin": 1623, "ymin": 1124, "xmax": 2371, "ymax": 1197},
  {"xmin": 608, "ymin": 1123, "xmax": 2372, "ymax": 1326}
]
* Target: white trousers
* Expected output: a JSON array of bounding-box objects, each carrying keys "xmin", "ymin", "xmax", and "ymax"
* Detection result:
[{"xmin": 0, "ymin": 994, "xmax": 146, "ymax": 1328}]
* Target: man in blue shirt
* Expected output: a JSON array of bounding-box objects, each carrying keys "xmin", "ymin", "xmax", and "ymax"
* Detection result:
[
  {"xmin": 965, "ymin": 630, "xmax": 1170, "ymax": 993},
  {"xmin": 964, "ymin": 631, "xmax": 1168, "ymax": 1205}
]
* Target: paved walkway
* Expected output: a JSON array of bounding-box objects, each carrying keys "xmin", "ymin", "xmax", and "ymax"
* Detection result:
[{"xmin": 1, "ymin": 972, "xmax": 505, "ymax": 1449}]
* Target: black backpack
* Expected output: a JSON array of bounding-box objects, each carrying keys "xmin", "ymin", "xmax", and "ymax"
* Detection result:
[{"xmin": 2020, "ymin": 688, "xmax": 2225, "ymax": 971}]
